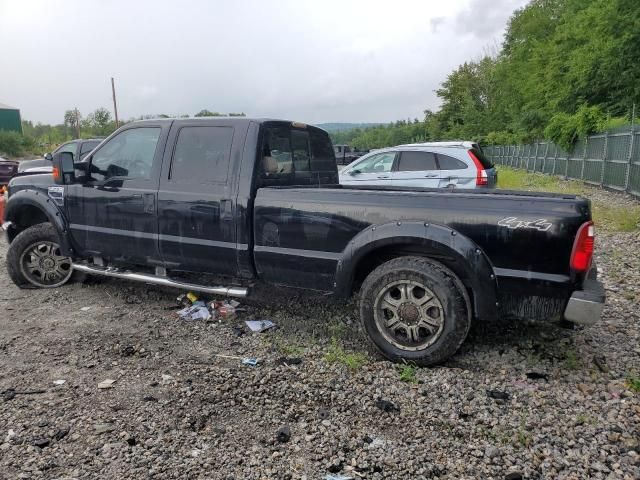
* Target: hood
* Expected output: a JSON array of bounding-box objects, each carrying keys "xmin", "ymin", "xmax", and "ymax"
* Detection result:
[{"xmin": 17, "ymin": 158, "xmax": 50, "ymax": 172}]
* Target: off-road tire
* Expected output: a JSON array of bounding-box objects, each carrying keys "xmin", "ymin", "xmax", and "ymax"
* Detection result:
[
  {"xmin": 7, "ymin": 223, "xmax": 80, "ymax": 289},
  {"xmin": 359, "ymin": 256, "xmax": 471, "ymax": 366}
]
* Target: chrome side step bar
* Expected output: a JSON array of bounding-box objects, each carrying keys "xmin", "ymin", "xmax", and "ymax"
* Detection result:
[{"xmin": 72, "ymin": 263, "xmax": 248, "ymax": 298}]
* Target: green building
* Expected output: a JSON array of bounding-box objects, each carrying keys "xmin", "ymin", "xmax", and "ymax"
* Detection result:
[{"xmin": 0, "ymin": 102, "xmax": 23, "ymax": 134}]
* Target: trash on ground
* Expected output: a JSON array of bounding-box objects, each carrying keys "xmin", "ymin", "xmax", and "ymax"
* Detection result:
[
  {"xmin": 275, "ymin": 425, "xmax": 291, "ymax": 443},
  {"xmin": 177, "ymin": 303, "xmax": 211, "ymax": 321},
  {"xmin": 98, "ymin": 379, "xmax": 116, "ymax": 389},
  {"xmin": 324, "ymin": 474, "xmax": 353, "ymax": 480},
  {"xmin": 486, "ymin": 389, "xmax": 510, "ymax": 401},
  {"xmin": 161, "ymin": 374, "xmax": 174, "ymax": 385},
  {"xmin": 176, "ymin": 292, "xmax": 199, "ymax": 307},
  {"xmin": 80, "ymin": 306, "xmax": 91, "ymax": 312},
  {"xmin": 2, "ymin": 388, "xmax": 47, "ymax": 401},
  {"xmin": 53, "ymin": 379, "xmax": 66, "ymax": 386},
  {"xmin": 375, "ymin": 397, "xmax": 400, "ymax": 413},
  {"xmin": 525, "ymin": 371, "xmax": 549, "ymax": 381},
  {"xmin": 245, "ymin": 319, "xmax": 275, "ymax": 332},
  {"xmin": 5, "ymin": 429, "xmax": 15, "ymax": 442},
  {"xmin": 214, "ymin": 353, "xmax": 259, "ymax": 366},
  {"xmin": 209, "ymin": 300, "xmax": 238, "ymax": 319}
]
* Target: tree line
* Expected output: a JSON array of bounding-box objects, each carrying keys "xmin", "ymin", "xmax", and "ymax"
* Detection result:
[
  {"xmin": 1, "ymin": 109, "xmax": 245, "ymax": 157},
  {"xmin": 330, "ymin": 0, "xmax": 639, "ymax": 151}
]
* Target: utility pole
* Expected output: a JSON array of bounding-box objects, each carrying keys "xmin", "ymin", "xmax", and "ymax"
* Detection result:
[
  {"xmin": 111, "ymin": 77, "xmax": 120, "ymax": 128},
  {"xmin": 74, "ymin": 107, "xmax": 80, "ymax": 138}
]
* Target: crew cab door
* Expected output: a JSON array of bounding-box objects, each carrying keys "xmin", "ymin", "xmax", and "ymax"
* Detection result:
[
  {"xmin": 65, "ymin": 124, "xmax": 168, "ymax": 264},
  {"xmin": 157, "ymin": 122, "xmax": 238, "ymax": 275}
]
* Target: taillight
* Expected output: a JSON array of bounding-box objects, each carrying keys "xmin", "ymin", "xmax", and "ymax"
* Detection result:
[
  {"xmin": 570, "ymin": 221, "xmax": 595, "ymax": 272},
  {"xmin": 52, "ymin": 166, "xmax": 61, "ymax": 183},
  {"xmin": 468, "ymin": 150, "xmax": 488, "ymax": 186}
]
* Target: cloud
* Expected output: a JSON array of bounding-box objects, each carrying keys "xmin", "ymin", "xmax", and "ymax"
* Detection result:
[
  {"xmin": 454, "ymin": 0, "xmax": 527, "ymax": 39},
  {"xmin": 0, "ymin": 0, "xmax": 527, "ymax": 124}
]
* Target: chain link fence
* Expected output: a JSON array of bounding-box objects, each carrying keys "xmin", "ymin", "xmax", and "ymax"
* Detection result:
[{"xmin": 485, "ymin": 125, "xmax": 640, "ymax": 198}]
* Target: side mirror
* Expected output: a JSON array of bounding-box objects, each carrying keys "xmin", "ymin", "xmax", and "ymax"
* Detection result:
[
  {"xmin": 44, "ymin": 152, "xmax": 53, "ymax": 161},
  {"xmin": 348, "ymin": 169, "xmax": 360, "ymax": 176},
  {"xmin": 52, "ymin": 152, "xmax": 75, "ymax": 185}
]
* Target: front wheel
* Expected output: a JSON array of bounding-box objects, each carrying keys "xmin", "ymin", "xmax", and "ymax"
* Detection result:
[
  {"xmin": 7, "ymin": 223, "xmax": 74, "ymax": 289},
  {"xmin": 359, "ymin": 256, "xmax": 471, "ymax": 366}
]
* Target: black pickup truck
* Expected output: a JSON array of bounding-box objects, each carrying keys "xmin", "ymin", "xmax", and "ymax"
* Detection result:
[{"xmin": 2, "ymin": 118, "xmax": 604, "ymax": 365}]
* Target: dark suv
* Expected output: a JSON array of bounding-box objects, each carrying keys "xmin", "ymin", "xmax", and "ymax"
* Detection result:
[{"xmin": 17, "ymin": 138, "xmax": 103, "ymax": 173}]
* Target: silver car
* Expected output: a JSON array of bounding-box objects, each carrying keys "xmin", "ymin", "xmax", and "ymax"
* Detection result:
[{"xmin": 339, "ymin": 141, "xmax": 497, "ymax": 189}]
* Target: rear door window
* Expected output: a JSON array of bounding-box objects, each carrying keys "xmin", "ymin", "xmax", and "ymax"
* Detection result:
[
  {"xmin": 437, "ymin": 153, "xmax": 467, "ymax": 170},
  {"xmin": 470, "ymin": 147, "xmax": 493, "ymax": 168},
  {"xmin": 169, "ymin": 126, "xmax": 233, "ymax": 184},
  {"xmin": 396, "ymin": 151, "xmax": 437, "ymax": 171}
]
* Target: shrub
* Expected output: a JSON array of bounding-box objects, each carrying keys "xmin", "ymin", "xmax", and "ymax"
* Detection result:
[
  {"xmin": 0, "ymin": 131, "xmax": 24, "ymax": 157},
  {"xmin": 544, "ymin": 112, "xmax": 579, "ymax": 151}
]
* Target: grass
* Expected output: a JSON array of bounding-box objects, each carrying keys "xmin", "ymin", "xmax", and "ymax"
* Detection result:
[
  {"xmin": 398, "ymin": 364, "xmax": 418, "ymax": 383},
  {"xmin": 626, "ymin": 374, "xmax": 640, "ymax": 393},
  {"xmin": 497, "ymin": 166, "xmax": 640, "ymax": 232},
  {"xmin": 324, "ymin": 338, "xmax": 368, "ymax": 371},
  {"xmin": 563, "ymin": 349, "xmax": 580, "ymax": 370}
]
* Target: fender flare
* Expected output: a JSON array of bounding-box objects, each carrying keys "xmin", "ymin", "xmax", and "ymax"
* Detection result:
[
  {"xmin": 4, "ymin": 189, "xmax": 72, "ymax": 254},
  {"xmin": 334, "ymin": 221, "xmax": 498, "ymax": 320}
]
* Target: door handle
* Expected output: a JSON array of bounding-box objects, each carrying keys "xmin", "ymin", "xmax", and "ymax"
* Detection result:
[
  {"xmin": 424, "ymin": 174, "xmax": 438, "ymax": 178},
  {"xmin": 143, "ymin": 193, "xmax": 155, "ymax": 214},
  {"xmin": 220, "ymin": 199, "xmax": 233, "ymax": 221},
  {"xmin": 377, "ymin": 175, "xmax": 389, "ymax": 179}
]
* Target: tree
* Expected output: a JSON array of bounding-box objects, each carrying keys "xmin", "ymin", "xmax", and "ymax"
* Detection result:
[
  {"xmin": 194, "ymin": 109, "xmax": 223, "ymax": 117},
  {"xmin": 64, "ymin": 109, "xmax": 82, "ymax": 138}
]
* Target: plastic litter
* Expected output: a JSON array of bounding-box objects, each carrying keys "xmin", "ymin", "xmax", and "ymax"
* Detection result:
[
  {"xmin": 53, "ymin": 380, "xmax": 66, "ymax": 386},
  {"xmin": 214, "ymin": 353, "xmax": 259, "ymax": 366},
  {"xmin": 177, "ymin": 292, "xmax": 199, "ymax": 307},
  {"xmin": 177, "ymin": 302, "xmax": 211, "ymax": 321},
  {"xmin": 208, "ymin": 300, "xmax": 237, "ymax": 319},
  {"xmin": 324, "ymin": 475, "xmax": 353, "ymax": 480},
  {"xmin": 245, "ymin": 320, "xmax": 275, "ymax": 333}
]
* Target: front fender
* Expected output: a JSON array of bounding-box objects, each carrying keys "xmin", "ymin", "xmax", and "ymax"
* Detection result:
[
  {"xmin": 5, "ymin": 188, "xmax": 72, "ymax": 254},
  {"xmin": 335, "ymin": 221, "xmax": 498, "ymax": 321}
]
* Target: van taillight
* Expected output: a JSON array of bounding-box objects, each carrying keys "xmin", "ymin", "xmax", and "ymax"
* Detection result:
[
  {"xmin": 570, "ymin": 221, "xmax": 595, "ymax": 272},
  {"xmin": 468, "ymin": 151, "xmax": 488, "ymax": 186}
]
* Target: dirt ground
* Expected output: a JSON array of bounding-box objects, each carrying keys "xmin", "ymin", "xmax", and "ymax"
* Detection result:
[{"xmin": 0, "ymin": 190, "xmax": 639, "ymax": 479}]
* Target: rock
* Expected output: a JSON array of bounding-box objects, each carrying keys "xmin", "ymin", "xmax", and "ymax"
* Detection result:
[
  {"xmin": 276, "ymin": 425, "xmax": 291, "ymax": 443},
  {"xmin": 98, "ymin": 379, "xmax": 116, "ymax": 389},
  {"xmin": 375, "ymin": 398, "xmax": 400, "ymax": 413},
  {"xmin": 505, "ymin": 472, "xmax": 523, "ymax": 480},
  {"xmin": 32, "ymin": 438, "xmax": 50, "ymax": 448},
  {"xmin": 94, "ymin": 424, "xmax": 116, "ymax": 435},
  {"xmin": 485, "ymin": 446, "xmax": 501, "ymax": 459},
  {"xmin": 53, "ymin": 428, "xmax": 69, "ymax": 441},
  {"xmin": 486, "ymin": 390, "xmax": 510, "ymax": 401}
]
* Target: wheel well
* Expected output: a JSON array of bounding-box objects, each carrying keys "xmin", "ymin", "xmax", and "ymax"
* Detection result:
[
  {"xmin": 7, "ymin": 205, "xmax": 50, "ymax": 242},
  {"xmin": 351, "ymin": 244, "xmax": 476, "ymax": 309}
]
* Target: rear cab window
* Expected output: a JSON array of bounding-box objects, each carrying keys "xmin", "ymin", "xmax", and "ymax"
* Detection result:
[{"xmin": 259, "ymin": 123, "xmax": 337, "ymax": 186}]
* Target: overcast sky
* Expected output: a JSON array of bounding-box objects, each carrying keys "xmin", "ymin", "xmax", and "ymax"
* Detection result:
[{"xmin": 0, "ymin": 0, "xmax": 527, "ymax": 125}]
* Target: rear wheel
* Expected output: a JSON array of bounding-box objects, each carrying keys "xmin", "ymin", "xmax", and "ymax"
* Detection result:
[
  {"xmin": 7, "ymin": 223, "xmax": 75, "ymax": 289},
  {"xmin": 359, "ymin": 256, "xmax": 471, "ymax": 366}
]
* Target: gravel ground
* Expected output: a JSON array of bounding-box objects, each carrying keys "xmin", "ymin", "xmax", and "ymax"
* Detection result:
[{"xmin": 1, "ymin": 190, "xmax": 639, "ymax": 479}]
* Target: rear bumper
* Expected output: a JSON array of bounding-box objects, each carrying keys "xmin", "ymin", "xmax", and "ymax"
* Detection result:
[{"xmin": 563, "ymin": 267, "xmax": 605, "ymax": 326}]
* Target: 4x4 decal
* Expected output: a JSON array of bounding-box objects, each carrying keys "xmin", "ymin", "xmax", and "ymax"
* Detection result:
[{"xmin": 498, "ymin": 217, "xmax": 552, "ymax": 232}]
